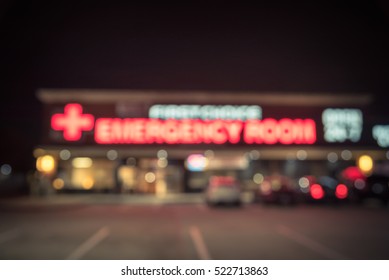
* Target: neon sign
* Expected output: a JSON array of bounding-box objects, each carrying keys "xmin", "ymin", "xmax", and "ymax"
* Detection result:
[
  {"xmin": 51, "ymin": 103, "xmax": 94, "ymax": 141},
  {"xmin": 372, "ymin": 125, "xmax": 389, "ymax": 147},
  {"xmin": 149, "ymin": 104, "xmax": 262, "ymax": 120},
  {"xmin": 322, "ymin": 108, "xmax": 363, "ymax": 143},
  {"xmin": 244, "ymin": 119, "xmax": 316, "ymax": 144},
  {"xmin": 51, "ymin": 104, "xmax": 317, "ymax": 145},
  {"xmin": 95, "ymin": 119, "xmax": 244, "ymax": 144}
]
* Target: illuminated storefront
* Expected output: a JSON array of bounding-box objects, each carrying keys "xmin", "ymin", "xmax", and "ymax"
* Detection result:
[{"xmin": 34, "ymin": 89, "xmax": 388, "ymax": 195}]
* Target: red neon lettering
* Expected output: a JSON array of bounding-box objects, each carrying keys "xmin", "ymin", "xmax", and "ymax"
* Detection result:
[
  {"xmin": 110, "ymin": 118, "xmax": 124, "ymax": 143},
  {"xmin": 179, "ymin": 120, "xmax": 196, "ymax": 144},
  {"xmin": 162, "ymin": 120, "xmax": 178, "ymax": 144},
  {"xmin": 278, "ymin": 118, "xmax": 294, "ymax": 144},
  {"xmin": 93, "ymin": 118, "xmax": 316, "ymax": 145},
  {"xmin": 201, "ymin": 122, "xmax": 214, "ymax": 144},
  {"xmin": 261, "ymin": 118, "xmax": 278, "ymax": 144},
  {"xmin": 55, "ymin": 103, "xmax": 317, "ymax": 145},
  {"xmin": 95, "ymin": 118, "xmax": 112, "ymax": 144},
  {"xmin": 292, "ymin": 119, "xmax": 304, "ymax": 144},
  {"xmin": 243, "ymin": 118, "xmax": 316, "ymax": 145},
  {"xmin": 51, "ymin": 103, "xmax": 94, "ymax": 141},
  {"xmin": 192, "ymin": 121, "xmax": 203, "ymax": 144},
  {"xmin": 212, "ymin": 120, "xmax": 228, "ymax": 144},
  {"xmin": 123, "ymin": 119, "xmax": 134, "ymax": 143},
  {"xmin": 144, "ymin": 119, "xmax": 163, "ymax": 144},
  {"xmin": 132, "ymin": 119, "xmax": 146, "ymax": 144},
  {"xmin": 304, "ymin": 119, "xmax": 316, "ymax": 144},
  {"xmin": 244, "ymin": 120, "xmax": 262, "ymax": 144},
  {"xmin": 224, "ymin": 121, "xmax": 243, "ymax": 144}
]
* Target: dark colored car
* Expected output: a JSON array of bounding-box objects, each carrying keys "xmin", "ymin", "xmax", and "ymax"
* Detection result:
[
  {"xmin": 350, "ymin": 174, "xmax": 389, "ymax": 205},
  {"xmin": 340, "ymin": 166, "xmax": 389, "ymax": 206},
  {"xmin": 257, "ymin": 174, "xmax": 298, "ymax": 205},
  {"xmin": 298, "ymin": 175, "xmax": 349, "ymax": 204}
]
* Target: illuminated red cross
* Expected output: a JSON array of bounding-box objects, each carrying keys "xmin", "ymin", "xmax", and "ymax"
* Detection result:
[{"xmin": 51, "ymin": 103, "xmax": 95, "ymax": 141}]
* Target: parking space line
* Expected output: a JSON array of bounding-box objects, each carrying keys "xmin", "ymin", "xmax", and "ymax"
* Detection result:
[
  {"xmin": 276, "ymin": 224, "xmax": 347, "ymax": 259},
  {"xmin": 189, "ymin": 226, "xmax": 212, "ymax": 260},
  {"xmin": 66, "ymin": 226, "xmax": 110, "ymax": 260},
  {"xmin": 0, "ymin": 228, "xmax": 20, "ymax": 245}
]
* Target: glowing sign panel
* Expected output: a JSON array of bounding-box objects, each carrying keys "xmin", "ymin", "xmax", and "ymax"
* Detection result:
[
  {"xmin": 51, "ymin": 104, "xmax": 317, "ymax": 145},
  {"xmin": 94, "ymin": 118, "xmax": 316, "ymax": 145},
  {"xmin": 322, "ymin": 108, "xmax": 363, "ymax": 143},
  {"xmin": 244, "ymin": 119, "xmax": 316, "ymax": 144},
  {"xmin": 51, "ymin": 103, "xmax": 94, "ymax": 141},
  {"xmin": 95, "ymin": 119, "xmax": 244, "ymax": 144},
  {"xmin": 372, "ymin": 125, "xmax": 389, "ymax": 147},
  {"xmin": 149, "ymin": 104, "xmax": 262, "ymax": 120}
]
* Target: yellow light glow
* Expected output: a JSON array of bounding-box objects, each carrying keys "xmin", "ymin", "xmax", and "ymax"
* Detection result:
[
  {"xmin": 358, "ymin": 155, "xmax": 373, "ymax": 174},
  {"xmin": 253, "ymin": 173, "xmax": 264, "ymax": 184},
  {"xmin": 52, "ymin": 178, "xmax": 65, "ymax": 190},
  {"xmin": 82, "ymin": 177, "xmax": 94, "ymax": 189},
  {"xmin": 156, "ymin": 180, "xmax": 167, "ymax": 197},
  {"xmin": 36, "ymin": 155, "xmax": 56, "ymax": 174},
  {"xmin": 72, "ymin": 157, "xmax": 93, "ymax": 168},
  {"xmin": 157, "ymin": 158, "xmax": 168, "ymax": 168},
  {"xmin": 145, "ymin": 172, "xmax": 156, "ymax": 183}
]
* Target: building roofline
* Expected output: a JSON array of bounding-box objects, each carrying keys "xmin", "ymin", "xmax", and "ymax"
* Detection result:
[{"xmin": 37, "ymin": 88, "xmax": 372, "ymax": 106}]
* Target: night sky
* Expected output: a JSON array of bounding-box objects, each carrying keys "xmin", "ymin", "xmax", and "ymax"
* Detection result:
[{"xmin": 1, "ymin": 1, "xmax": 389, "ymax": 172}]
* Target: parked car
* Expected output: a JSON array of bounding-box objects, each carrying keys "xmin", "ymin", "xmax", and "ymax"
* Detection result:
[
  {"xmin": 339, "ymin": 166, "xmax": 366, "ymax": 203},
  {"xmin": 298, "ymin": 175, "xmax": 349, "ymax": 204},
  {"xmin": 257, "ymin": 174, "xmax": 298, "ymax": 205},
  {"xmin": 205, "ymin": 176, "xmax": 242, "ymax": 206},
  {"xmin": 351, "ymin": 174, "xmax": 389, "ymax": 205},
  {"xmin": 340, "ymin": 166, "xmax": 389, "ymax": 205}
]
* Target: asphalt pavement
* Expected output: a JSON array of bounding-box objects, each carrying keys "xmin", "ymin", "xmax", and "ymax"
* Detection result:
[{"xmin": 0, "ymin": 194, "xmax": 389, "ymax": 260}]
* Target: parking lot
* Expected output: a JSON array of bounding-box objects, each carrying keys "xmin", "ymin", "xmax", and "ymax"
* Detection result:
[{"xmin": 1, "ymin": 194, "xmax": 389, "ymax": 260}]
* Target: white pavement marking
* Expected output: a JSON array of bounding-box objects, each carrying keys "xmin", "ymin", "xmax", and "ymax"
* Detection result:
[
  {"xmin": 189, "ymin": 226, "xmax": 212, "ymax": 260},
  {"xmin": 0, "ymin": 228, "xmax": 20, "ymax": 245},
  {"xmin": 66, "ymin": 226, "xmax": 110, "ymax": 260},
  {"xmin": 276, "ymin": 224, "xmax": 347, "ymax": 259}
]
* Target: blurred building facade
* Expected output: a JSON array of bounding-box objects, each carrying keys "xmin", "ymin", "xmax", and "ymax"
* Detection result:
[{"xmin": 32, "ymin": 89, "xmax": 389, "ymax": 195}]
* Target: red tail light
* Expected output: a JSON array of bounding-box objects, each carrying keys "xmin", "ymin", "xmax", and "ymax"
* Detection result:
[
  {"xmin": 310, "ymin": 184, "xmax": 324, "ymax": 200},
  {"xmin": 335, "ymin": 184, "xmax": 348, "ymax": 199}
]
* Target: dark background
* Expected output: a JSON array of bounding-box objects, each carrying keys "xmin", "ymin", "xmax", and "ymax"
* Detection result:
[{"xmin": 1, "ymin": 1, "xmax": 389, "ymax": 172}]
